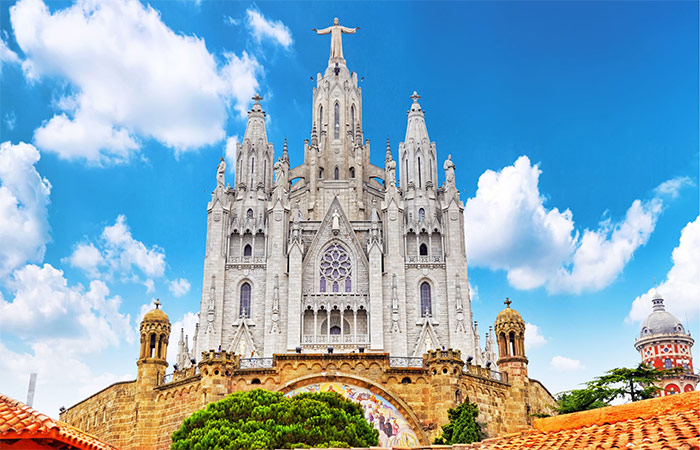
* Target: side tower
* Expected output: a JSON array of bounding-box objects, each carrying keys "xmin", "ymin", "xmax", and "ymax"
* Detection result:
[
  {"xmin": 137, "ymin": 300, "xmax": 171, "ymax": 386},
  {"xmin": 635, "ymin": 290, "xmax": 698, "ymax": 395}
]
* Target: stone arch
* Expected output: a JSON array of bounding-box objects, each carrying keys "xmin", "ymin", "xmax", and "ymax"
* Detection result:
[{"xmin": 277, "ymin": 373, "xmax": 428, "ymax": 446}]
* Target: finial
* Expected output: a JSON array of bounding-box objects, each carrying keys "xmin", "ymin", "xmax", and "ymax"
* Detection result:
[
  {"xmin": 410, "ymin": 91, "xmax": 420, "ymax": 102},
  {"xmin": 154, "ymin": 298, "xmax": 161, "ymax": 309},
  {"xmin": 504, "ymin": 297, "xmax": 511, "ymax": 308},
  {"xmin": 282, "ymin": 137, "xmax": 289, "ymax": 160},
  {"xmin": 252, "ymin": 93, "xmax": 263, "ymax": 104}
]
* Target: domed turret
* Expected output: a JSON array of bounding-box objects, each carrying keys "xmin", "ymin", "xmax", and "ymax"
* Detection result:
[
  {"xmin": 137, "ymin": 299, "xmax": 171, "ymax": 385},
  {"xmin": 640, "ymin": 290, "xmax": 686, "ymax": 337},
  {"xmin": 635, "ymin": 289, "xmax": 697, "ymax": 396},
  {"xmin": 494, "ymin": 298, "xmax": 528, "ymax": 382}
]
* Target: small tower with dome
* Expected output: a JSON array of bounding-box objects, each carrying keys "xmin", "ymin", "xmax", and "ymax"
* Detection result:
[
  {"xmin": 635, "ymin": 290, "xmax": 697, "ymax": 395},
  {"xmin": 137, "ymin": 299, "xmax": 171, "ymax": 386}
]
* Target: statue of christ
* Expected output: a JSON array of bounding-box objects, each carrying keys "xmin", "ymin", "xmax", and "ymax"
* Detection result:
[{"xmin": 313, "ymin": 18, "xmax": 359, "ymax": 61}]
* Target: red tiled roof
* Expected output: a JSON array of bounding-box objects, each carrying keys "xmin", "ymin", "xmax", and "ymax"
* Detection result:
[
  {"xmin": 458, "ymin": 390, "xmax": 699, "ymax": 450},
  {"xmin": 0, "ymin": 393, "xmax": 119, "ymax": 450}
]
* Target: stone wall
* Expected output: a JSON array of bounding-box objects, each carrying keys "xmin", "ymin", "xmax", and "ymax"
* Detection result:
[{"xmin": 61, "ymin": 350, "xmax": 556, "ymax": 450}]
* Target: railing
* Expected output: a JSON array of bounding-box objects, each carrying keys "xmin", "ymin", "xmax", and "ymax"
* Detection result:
[
  {"xmin": 489, "ymin": 370, "xmax": 504, "ymax": 382},
  {"xmin": 406, "ymin": 255, "xmax": 443, "ymax": 264},
  {"xmin": 302, "ymin": 334, "xmax": 369, "ymax": 345},
  {"xmin": 389, "ymin": 357, "xmax": 424, "ymax": 368},
  {"xmin": 239, "ymin": 358, "xmax": 274, "ymax": 369},
  {"xmin": 228, "ymin": 256, "xmax": 266, "ymax": 264},
  {"xmin": 161, "ymin": 372, "xmax": 174, "ymax": 384},
  {"xmin": 464, "ymin": 365, "xmax": 506, "ymax": 382}
]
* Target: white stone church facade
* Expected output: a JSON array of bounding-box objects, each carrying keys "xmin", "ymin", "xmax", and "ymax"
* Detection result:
[{"xmin": 184, "ymin": 28, "xmax": 497, "ymax": 369}]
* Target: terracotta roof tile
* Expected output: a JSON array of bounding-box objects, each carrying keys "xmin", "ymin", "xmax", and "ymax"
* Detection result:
[
  {"xmin": 0, "ymin": 393, "xmax": 119, "ymax": 450},
  {"xmin": 459, "ymin": 391, "xmax": 699, "ymax": 450}
]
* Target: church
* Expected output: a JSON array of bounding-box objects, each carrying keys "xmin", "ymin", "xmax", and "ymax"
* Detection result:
[{"xmin": 58, "ymin": 19, "xmax": 556, "ymax": 449}]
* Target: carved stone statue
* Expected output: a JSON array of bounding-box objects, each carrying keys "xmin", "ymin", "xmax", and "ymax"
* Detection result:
[
  {"xmin": 444, "ymin": 154, "xmax": 455, "ymax": 186},
  {"xmin": 331, "ymin": 209, "xmax": 340, "ymax": 234},
  {"xmin": 313, "ymin": 18, "xmax": 359, "ymax": 60},
  {"xmin": 273, "ymin": 158, "xmax": 286, "ymax": 188},
  {"xmin": 217, "ymin": 157, "xmax": 226, "ymax": 188},
  {"xmin": 385, "ymin": 158, "xmax": 396, "ymax": 187}
]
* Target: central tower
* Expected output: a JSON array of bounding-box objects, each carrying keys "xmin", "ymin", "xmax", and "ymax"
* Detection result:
[{"xmin": 192, "ymin": 18, "xmax": 496, "ymax": 369}]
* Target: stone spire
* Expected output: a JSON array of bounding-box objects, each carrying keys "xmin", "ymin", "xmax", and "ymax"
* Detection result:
[{"xmin": 404, "ymin": 91, "xmax": 430, "ymax": 144}]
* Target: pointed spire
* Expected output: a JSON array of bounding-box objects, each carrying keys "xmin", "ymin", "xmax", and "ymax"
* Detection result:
[
  {"xmin": 385, "ymin": 138, "xmax": 392, "ymax": 162},
  {"xmin": 282, "ymin": 137, "xmax": 289, "ymax": 161},
  {"xmin": 652, "ymin": 289, "xmax": 666, "ymax": 312},
  {"xmin": 404, "ymin": 91, "xmax": 429, "ymax": 143},
  {"xmin": 311, "ymin": 124, "xmax": 318, "ymax": 147}
]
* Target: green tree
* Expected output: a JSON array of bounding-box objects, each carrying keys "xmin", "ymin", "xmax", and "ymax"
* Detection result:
[
  {"xmin": 171, "ymin": 389, "xmax": 378, "ymax": 450},
  {"xmin": 433, "ymin": 400, "xmax": 484, "ymax": 445},
  {"xmin": 555, "ymin": 363, "xmax": 681, "ymax": 414}
]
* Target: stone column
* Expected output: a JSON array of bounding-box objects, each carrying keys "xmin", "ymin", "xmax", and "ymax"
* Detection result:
[
  {"xmin": 368, "ymin": 241, "xmax": 384, "ymax": 350},
  {"xmin": 286, "ymin": 241, "xmax": 303, "ymax": 351}
]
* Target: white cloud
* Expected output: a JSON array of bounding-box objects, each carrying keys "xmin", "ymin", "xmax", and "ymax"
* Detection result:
[
  {"xmin": 525, "ymin": 322, "xmax": 547, "ymax": 350},
  {"xmin": 0, "ymin": 141, "xmax": 52, "ymax": 278},
  {"xmin": 653, "ymin": 176, "xmax": 694, "ymax": 200},
  {"xmin": 225, "ymin": 135, "xmax": 239, "ymax": 175},
  {"xmin": 224, "ymin": 16, "xmax": 240, "ymax": 27},
  {"xmin": 246, "ymin": 9, "xmax": 293, "ymax": 49},
  {"xmin": 10, "ymin": 0, "xmax": 261, "ymax": 164},
  {"xmin": 64, "ymin": 242, "xmax": 103, "ymax": 277},
  {"xmin": 4, "ymin": 111, "xmax": 17, "ymax": 130},
  {"xmin": 628, "ymin": 216, "xmax": 700, "ymax": 323},
  {"xmin": 102, "ymin": 215, "xmax": 166, "ymax": 279},
  {"xmin": 0, "ymin": 263, "xmax": 133, "ymax": 351},
  {"xmin": 550, "ymin": 355, "xmax": 584, "ymax": 372},
  {"xmin": 465, "ymin": 156, "xmax": 685, "ymax": 294},
  {"xmin": 220, "ymin": 51, "xmax": 262, "ymax": 119},
  {"xmin": 0, "ymin": 35, "xmax": 20, "ymax": 73},
  {"xmin": 168, "ymin": 278, "xmax": 191, "ymax": 297}
]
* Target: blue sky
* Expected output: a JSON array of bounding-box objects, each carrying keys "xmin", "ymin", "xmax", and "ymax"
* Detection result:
[{"xmin": 0, "ymin": 0, "xmax": 698, "ymax": 417}]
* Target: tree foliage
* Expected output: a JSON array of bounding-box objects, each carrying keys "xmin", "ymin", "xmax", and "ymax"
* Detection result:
[
  {"xmin": 556, "ymin": 363, "xmax": 681, "ymax": 414},
  {"xmin": 171, "ymin": 389, "xmax": 379, "ymax": 450},
  {"xmin": 433, "ymin": 400, "xmax": 485, "ymax": 445}
]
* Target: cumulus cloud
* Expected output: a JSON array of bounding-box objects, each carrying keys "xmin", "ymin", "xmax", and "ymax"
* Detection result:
[
  {"xmin": 525, "ymin": 322, "xmax": 547, "ymax": 350},
  {"xmin": 550, "ymin": 355, "xmax": 584, "ymax": 372},
  {"xmin": 0, "ymin": 141, "xmax": 52, "ymax": 278},
  {"xmin": 65, "ymin": 215, "xmax": 166, "ymax": 290},
  {"xmin": 0, "ymin": 35, "xmax": 20, "ymax": 73},
  {"xmin": 0, "ymin": 263, "xmax": 133, "ymax": 350},
  {"xmin": 102, "ymin": 215, "xmax": 166, "ymax": 280},
  {"xmin": 9, "ymin": 0, "xmax": 262, "ymax": 164},
  {"xmin": 64, "ymin": 242, "xmax": 103, "ymax": 277},
  {"xmin": 465, "ymin": 156, "xmax": 686, "ymax": 294},
  {"xmin": 246, "ymin": 9, "xmax": 293, "ymax": 49},
  {"xmin": 168, "ymin": 278, "xmax": 191, "ymax": 297},
  {"xmin": 628, "ymin": 216, "xmax": 700, "ymax": 323},
  {"xmin": 220, "ymin": 51, "xmax": 261, "ymax": 119}
]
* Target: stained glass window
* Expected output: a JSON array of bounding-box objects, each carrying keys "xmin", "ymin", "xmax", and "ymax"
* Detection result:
[
  {"xmin": 320, "ymin": 243, "xmax": 352, "ymax": 293},
  {"xmin": 240, "ymin": 282, "xmax": 251, "ymax": 318},
  {"xmin": 420, "ymin": 282, "xmax": 431, "ymax": 317}
]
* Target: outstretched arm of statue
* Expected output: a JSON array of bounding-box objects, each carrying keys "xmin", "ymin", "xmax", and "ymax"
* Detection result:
[
  {"xmin": 314, "ymin": 26, "xmax": 332, "ymax": 35},
  {"xmin": 341, "ymin": 26, "xmax": 359, "ymax": 34}
]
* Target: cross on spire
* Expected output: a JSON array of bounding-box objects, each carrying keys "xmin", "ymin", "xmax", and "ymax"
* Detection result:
[
  {"xmin": 410, "ymin": 91, "xmax": 421, "ymax": 102},
  {"xmin": 252, "ymin": 93, "xmax": 263, "ymax": 104},
  {"xmin": 154, "ymin": 298, "xmax": 161, "ymax": 309},
  {"xmin": 504, "ymin": 297, "xmax": 511, "ymax": 308}
]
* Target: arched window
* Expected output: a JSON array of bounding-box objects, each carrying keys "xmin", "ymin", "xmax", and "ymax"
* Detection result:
[
  {"xmin": 243, "ymin": 244, "xmax": 252, "ymax": 257},
  {"xmin": 349, "ymin": 167, "xmax": 355, "ymax": 178},
  {"xmin": 419, "ymin": 243, "xmax": 428, "ymax": 256},
  {"xmin": 418, "ymin": 208, "xmax": 425, "ymax": 222},
  {"xmin": 417, "ymin": 156, "xmax": 422, "ymax": 188},
  {"xmin": 263, "ymin": 159, "xmax": 267, "ymax": 187},
  {"xmin": 429, "ymin": 159, "xmax": 433, "ymax": 183},
  {"xmin": 319, "ymin": 167, "xmax": 324, "ymax": 179},
  {"xmin": 420, "ymin": 282, "xmax": 432, "ymax": 317},
  {"xmin": 246, "ymin": 209, "xmax": 254, "ymax": 219},
  {"xmin": 240, "ymin": 282, "xmax": 251, "ymax": 318},
  {"xmin": 350, "ymin": 104, "xmax": 355, "ymax": 134},
  {"xmin": 334, "ymin": 102, "xmax": 340, "ymax": 139},
  {"xmin": 320, "ymin": 243, "xmax": 352, "ymax": 293},
  {"xmin": 334, "ymin": 167, "xmax": 339, "ymax": 180},
  {"xmin": 249, "ymin": 156, "xmax": 255, "ymax": 187},
  {"xmin": 330, "ymin": 325, "xmax": 341, "ymax": 335},
  {"xmin": 319, "ymin": 105, "xmax": 323, "ymax": 129},
  {"xmin": 665, "ymin": 358, "xmax": 673, "ymax": 369},
  {"xmin": 404, "ymin": 158, "xmax": 409, "ymax": 184}
]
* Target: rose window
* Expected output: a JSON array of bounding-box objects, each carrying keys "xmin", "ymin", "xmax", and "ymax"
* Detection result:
[{"xmin": 320, "ymin": 243, "xmax": 352, "ymax": 292}]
